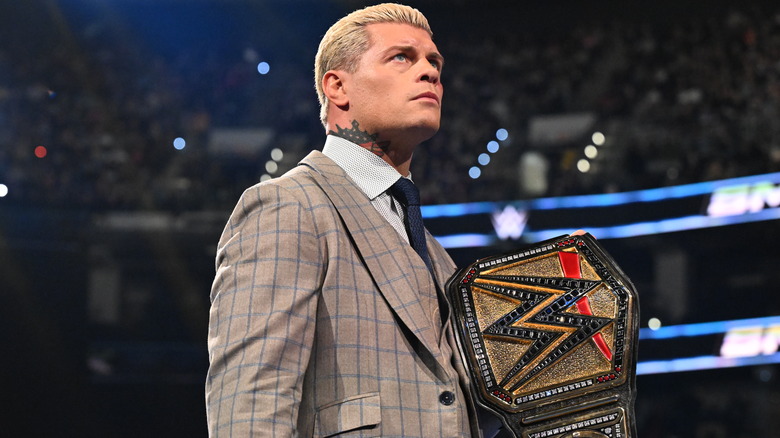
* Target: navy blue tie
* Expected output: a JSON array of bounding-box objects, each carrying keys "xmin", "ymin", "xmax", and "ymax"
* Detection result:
[{"xmin": 391, "ymin": 178, "xmax": 433, "ymax": 273}]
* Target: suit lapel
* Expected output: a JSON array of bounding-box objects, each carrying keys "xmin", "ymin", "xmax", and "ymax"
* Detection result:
[
  {"xmin": 427, "ymin": 234, "xmax": 456, "ymax": 326},
  {"xmin": 300, "ymin": 151, "xmax": 446, "ymax": 364}
]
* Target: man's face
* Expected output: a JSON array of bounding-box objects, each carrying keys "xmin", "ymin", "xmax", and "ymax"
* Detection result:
[{"xmin": 344, "ymin": 22, "xmax": 444, "ymax": 144}]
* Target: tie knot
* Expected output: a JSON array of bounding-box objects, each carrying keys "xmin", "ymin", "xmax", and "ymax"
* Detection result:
[{"xmin": 390, "ymin": 177, "xmax": 420, "ymax": 207}]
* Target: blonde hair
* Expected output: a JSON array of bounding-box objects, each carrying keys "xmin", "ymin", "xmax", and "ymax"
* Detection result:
[{"xmin": 314, "ymin": 3, "xmax": 432, "ymax": 129}]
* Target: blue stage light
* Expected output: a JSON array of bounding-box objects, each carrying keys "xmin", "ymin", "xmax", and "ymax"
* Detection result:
[{"xmin": 257, "ymin": 62, "xmax": 270, "ymax": 75}]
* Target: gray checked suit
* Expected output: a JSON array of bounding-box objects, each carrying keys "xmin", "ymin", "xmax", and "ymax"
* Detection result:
[{"xmin": 206, "ymin": 150, "xmax": 480, "ymax": 437}]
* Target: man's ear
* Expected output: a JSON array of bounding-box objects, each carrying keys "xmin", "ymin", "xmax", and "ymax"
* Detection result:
[{"xmin": 322, "ymin": 70, "xmax": 349, "ymax": 107}]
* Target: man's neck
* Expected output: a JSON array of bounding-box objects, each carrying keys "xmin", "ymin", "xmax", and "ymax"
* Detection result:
[{"xmin": 328, "ymin": 120, "xmax": 415, "ymax": 176}]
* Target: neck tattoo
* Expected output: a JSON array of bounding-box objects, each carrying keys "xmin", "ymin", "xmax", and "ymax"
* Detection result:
[{"xmin": 329, "ymin": 120, "xmax": 390, "ymax": 157}]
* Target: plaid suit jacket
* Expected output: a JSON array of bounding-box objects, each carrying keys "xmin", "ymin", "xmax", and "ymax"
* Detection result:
[{"xmin": 206, "ymin": 151, "xmax": 480, "ymax": 437}]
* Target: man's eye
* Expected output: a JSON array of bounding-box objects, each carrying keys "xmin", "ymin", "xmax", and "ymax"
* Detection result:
[
  {"xmin": 393, "ymin": 54, "xmax": 408, "ymax": 62},
  {"xmin": 430, "ymin": 60, "xmax": 441, "ymax": 70}
]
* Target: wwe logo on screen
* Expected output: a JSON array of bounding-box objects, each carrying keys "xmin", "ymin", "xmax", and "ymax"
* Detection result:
[{"xmin": 491, "ymin": 206, "xmax": 529, "ymax": 240}]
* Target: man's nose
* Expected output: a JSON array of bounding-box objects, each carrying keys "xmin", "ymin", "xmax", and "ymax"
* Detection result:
[{"xmin": 418, "ymin": 61, "xmax": 440, "ymax": 84}]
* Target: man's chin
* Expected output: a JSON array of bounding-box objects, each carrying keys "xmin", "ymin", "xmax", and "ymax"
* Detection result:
[
  {"xmin": 409, "ymin": 120, "xmax": 440, "ymax": 141},
  {"xmin": 381, "ymin": 120, "xmax": 440, "ymax": 146},
  {"xmin": 409, "ymin": 128, "xmax": 439, "ymax": 145}
]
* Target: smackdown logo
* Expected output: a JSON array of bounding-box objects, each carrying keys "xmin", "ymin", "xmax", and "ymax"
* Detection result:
[{"xmin": 707, "ymin": 181, "xmax": 780, "ymax": 217}]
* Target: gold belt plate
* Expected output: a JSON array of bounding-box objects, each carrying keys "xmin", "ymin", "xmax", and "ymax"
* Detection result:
[{"xmin": 447, "ymin": 234, "xmax": 639, "ymax": 438}]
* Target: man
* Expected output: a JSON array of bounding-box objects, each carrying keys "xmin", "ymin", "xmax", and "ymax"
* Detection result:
[{"xmin": 206, "ymin": 4, "xmax": 483, "ymax": 437}]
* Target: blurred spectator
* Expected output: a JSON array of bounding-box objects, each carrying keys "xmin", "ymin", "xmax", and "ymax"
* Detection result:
[{"xmin": 1, "ymin": 0, "xmax": 780, "ymax": 211}]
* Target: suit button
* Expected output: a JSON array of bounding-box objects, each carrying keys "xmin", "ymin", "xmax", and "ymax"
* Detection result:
[{"xmin": 439, "ymin": 390, "xmax": 455, "ymax": 405}]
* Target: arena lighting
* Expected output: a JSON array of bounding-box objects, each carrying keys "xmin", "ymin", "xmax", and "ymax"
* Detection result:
[
  {"xmin": 592, "ymin": 131, "xmax": 605, "ymax": 146},
  {"xmin": 173, "ymin": 137, "xmax": 186, "ymax": 150},
  {"xmin": 526, "ymin": 202, "xmax": 780, "ymax": 242},
  {"xmin": 257, "ymin": 61, "xmax": 270, "ymax": 75},
  {"xmin": 647, "ymin": 317, "xmax": 662, "ymax": 330},
  {"xmin": 423, "ymin": 171, "xmax": 780, "ymax": 248},
  {"xmin": 639, "ymin": 315, "xmax": 780, "ymax": 340},
  {"xmin": 0, "ymin": 184, "xmax": 8, "ymax": 197},
  {"xmin": 636, "ymin": 315, "xmax": 780, "ymax": 375},
  {"xmin": 425, "ymin": 170, "xmax": 780, "ymax": 217},
  {"xmin": 527, "ymin": 212, "xmax": 763, "ymax": 241},
  {"xmin": 35, "ymin": 145, "xmax": 48, "ymax": 158},
  {"xmin": 436, "ymin": 233, "xmax": 495, "ymax": 248},
  {"xmin": 637, "ymin": 352, "xmax": 780, "ymax": 375},
  {"xmin": 468, "ymin": 130, "xmax": 509, "ymax": 179}
]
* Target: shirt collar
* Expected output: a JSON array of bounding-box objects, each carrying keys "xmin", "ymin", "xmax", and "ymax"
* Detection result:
[{"xmin": 322, "ymin": 135, "xmax": 409, "ymax": 200}]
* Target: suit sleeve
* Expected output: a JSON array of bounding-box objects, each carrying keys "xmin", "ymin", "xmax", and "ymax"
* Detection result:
[{"xmin": 205, "ymin": 181, "xmax": 325, "ymax": 437}]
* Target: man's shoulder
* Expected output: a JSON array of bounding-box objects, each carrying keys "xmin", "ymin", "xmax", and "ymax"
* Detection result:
[{"xmin": 236, "ymin": 150, "xmax": 337, "ymax": 204}]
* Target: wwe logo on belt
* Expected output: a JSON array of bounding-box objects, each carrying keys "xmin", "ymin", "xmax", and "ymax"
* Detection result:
[{"xmin": 477, "ymin": 251, "xmax": 614, "ymax": 392}]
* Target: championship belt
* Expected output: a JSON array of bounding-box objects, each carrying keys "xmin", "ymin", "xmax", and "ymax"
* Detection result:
[{"xmin": 446, "ymin": 234, "xmax": 638, "ymax": 438}]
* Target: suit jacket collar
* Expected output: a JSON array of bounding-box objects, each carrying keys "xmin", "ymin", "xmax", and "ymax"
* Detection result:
[
  {"xmin": 321, "ymin": 134, "xmax": 403, "ymax": 200},
  {"xmin": 299, "ymin": 150, "xmax": 453, "ymax": 372}
]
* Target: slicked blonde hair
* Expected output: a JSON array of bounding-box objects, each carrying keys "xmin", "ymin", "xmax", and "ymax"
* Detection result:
[{"xmin": 314, "ymin": 3, "xmax": 432, "ymax": 129}]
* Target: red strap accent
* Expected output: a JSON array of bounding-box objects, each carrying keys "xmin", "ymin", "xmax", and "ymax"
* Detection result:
[
  {"xmin": 558, "ymin": 251, "xmax": 581, "ymax": 278},
  {"xmin": 558, "ymin": 251, "xmax": 613, "ymax": 361}
]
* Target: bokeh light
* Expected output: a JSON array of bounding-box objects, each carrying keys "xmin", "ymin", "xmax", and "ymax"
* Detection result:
[
  {"xmin": 34, "ymin": 145, "xmax": 48, "ymax": 158},
  {"xmin": 257, "ymin": 62, "xmax": 270, "ymax": 75},
  {"xmin": 648, "ymin": 317, "xmax": 662, "ymax": 330},
  {"xmin": 496, "ymin": 128, "xmax": 509, "ymax": 141},
  {"xmin": 469, "ymin": 166, "xmax": 481, "ymax": 179},
  {"xmin": 577, "ymin": 159, "xmax": 591, "ymax": 173},
  {"xmin": 270, "ymin": 148, "xmax": 283, "ymax": 161},
  {"xmin": 0, "ymin": 184, "xmax": 7, "ymax": 197},
  {"xmin": 592, "ymin": 131, "xmax": 606, "ymax": 146},
  {"xmin": 487, "ymin": 141, "xmax": 499, "ymax": 153},
  {"xmin": 584, "ymin": 145, "xmax": 598, "ymax": 159},
  {"xmin": 173, "ymin": 137, "xmax": 186, "ymax": 150},
  {"xmin": 478, "ymin": 153, "xmax": 490, "ymax": 165},
  {"xmin": 265, "ymin": 160, "xmax": 278, "ymax": 174}
]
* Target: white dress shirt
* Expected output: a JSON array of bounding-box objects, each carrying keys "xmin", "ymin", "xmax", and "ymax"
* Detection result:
[{"xmin": 322, "ymin": 135, "xmax": 412, "ymax": 244}]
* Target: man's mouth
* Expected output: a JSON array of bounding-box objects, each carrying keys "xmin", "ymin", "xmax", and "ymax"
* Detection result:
[{"xmin": 414, "ymin": 92, "xmax": 440, "ymax": 104}]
